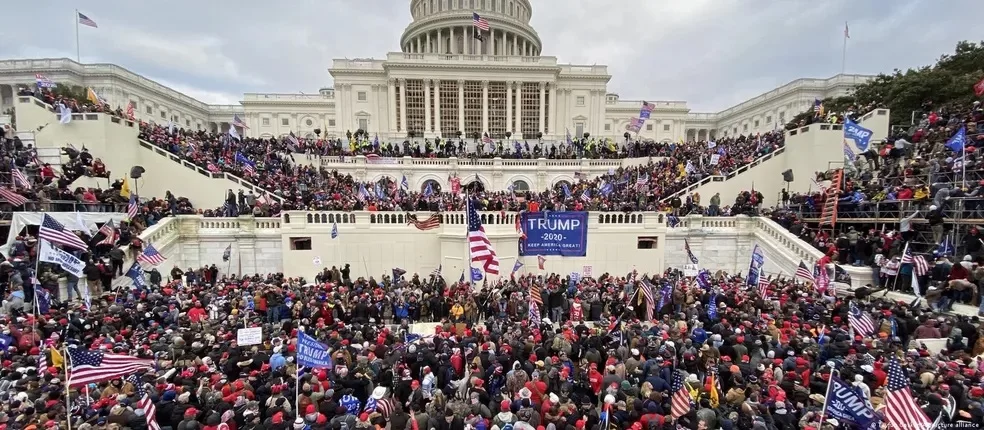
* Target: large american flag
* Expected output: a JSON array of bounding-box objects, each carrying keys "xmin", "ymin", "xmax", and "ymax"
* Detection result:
[
  {"xmin": 127, "ymin": 375, "xmax": 161, "ymax": 430},
  {"xmin": 530, "ymin": 282, "xmax": 542, "ymax": 305},
  {"xmin": 97, "ymin": 220, "xmax": 117, "ymax": 246},
  {"xmin": 910, "ymin": 254, "xmax": 929, "ymax": 276},
  {"xmin": 0, "ymin": 186, "xmax": 29, "ymax": 207},
  {"xmin": 795, "ymin": 260, "xmax": 815, "ymax": 284},
  {"xmin": 848, "ymin": 304, "xmax": 875, "ymax": 337},
  {"xmin": 757, "ymin": 270, "xmax": 770, "ymax": 298},
  {"xmin": 11, "ymin": 166, "xmax": 31, "ymax": 188},
  {"xmin": 885, "ymin": 357, "xmax": 932, "ymax": 430},
  {"xmin": 77, "ymin": 12, "xmax": 98, "ymax": 28},
  {"xmin": 40, "ymin": 213, "xmax": 89, "ymax": 250},
  {"xmin": 467, "ymin": 200, "xmax": 499, "ymax": 274},
  {"xmin": 528, "ymin": 299, "xmax": 541, "ymax": 325},
  {"xmin": 67, "ymin": 347, "xmax": 154, "ymax": 387},
  {"xmin": 670, "ymin": 370, "xmax": 692, "ymax": 419},
  {"xmin": 136, "ymin": 244, "xmax": 167, "ymax": 266},
  {"xmin": 406, "ymin": 213, "xmax": 441, "ymax": 230},
  {"xmin": 472, "ymin": 12, "xmax": 490, "ymax": 31},
  {"xmin": 126, "ymin": 194, "xmax": 139, "ymax": 220}
]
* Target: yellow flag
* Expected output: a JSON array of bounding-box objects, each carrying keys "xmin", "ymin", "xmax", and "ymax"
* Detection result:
[
  {"xmin": 50, "ymin": 348, "xmax": 65, "ymax": 369},
  {"xmin": 708, "ymin": 373, "xmax": 720, "ymax": 408},
  {"xmin": 86, "ymin": 88, "xmax": 101, "ymax": 105},
  {"xmin": 120, "ymin": 177, "xmax": 131, "ymax": 198}
]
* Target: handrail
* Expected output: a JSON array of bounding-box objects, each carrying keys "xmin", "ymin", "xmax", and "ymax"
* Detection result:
[
  {"xmin": 137, "ymin": 139, "xmax": 285, "ymax": 204},
  {"xmin": 790, "ymin": 197, "xmax": 984, "ymax": 221},
  {"xmin": 2, "ymin": 199, "xmax": 128, "ymax": 213},
  {"xmin": 660, "ymin": 147, "xmax": 787, "ymax": 202}
]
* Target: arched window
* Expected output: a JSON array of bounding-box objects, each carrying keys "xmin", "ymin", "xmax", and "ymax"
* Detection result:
[
  {"xmin": 305, "ymin": 132, "xmax": 316, "ymax": 139},
  {"xmin": 510, "ymin": 180, "xmax": 530, "ymax": 192},
  {"xmin": 465, "ymin": 178, "xmax": 485, "ymax": 193},
  {"xmin": 554, "ymin": 180, "xmax": 572, "ymax": 193},
  {"xmin": 421, "ymin": 179, "xmax": 442, "ymax": 194}
]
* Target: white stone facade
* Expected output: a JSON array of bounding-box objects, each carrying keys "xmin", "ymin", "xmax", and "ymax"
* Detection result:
[{"xmin": 0, "ymin": 0, "xmax": 876, "ymax": 144}]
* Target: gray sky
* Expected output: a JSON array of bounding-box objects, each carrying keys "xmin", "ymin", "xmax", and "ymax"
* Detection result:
[{"xmin": 1, "ymin": 0, "xmax": 976, "ymax": 112}]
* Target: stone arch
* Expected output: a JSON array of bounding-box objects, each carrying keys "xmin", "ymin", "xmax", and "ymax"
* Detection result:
[
  {"xmin": 507, "ymin": 174, "xmax": 535, "ymax": 192},
  {"xmin": 304, "ymin": 132, "xmax": 316, "ymax": 139},
  {"xmin": 697, "ymin": 130, "xmax": 708, "ymax": 141},
  {"xmin": 551, "ymin": 175, "xmax": 576, "ymax": 187},
  {"xmin": 420, "ymin": 179, "xmax": 442, "ymax": 194},
  {"xmin": 369, "ymin": 174, "xmax": 399, "ymax": 184},
  {"xmin": 415, "ymin": 173, "xmax": 446, "ymax": 190},
  {"xmin": 260, "ymin": 133, "xmax": 274, "ymax": 139},
  {"xmin": 464, "ymin": 173, "xmax": 489, "ymax": 193},
  {"xmin": 686, "ymin": 128, "xmax": 697, "ymax": 142}
]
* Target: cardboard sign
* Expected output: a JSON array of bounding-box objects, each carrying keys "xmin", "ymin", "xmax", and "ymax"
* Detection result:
[
  {"xmin": 313, "ymin": 256, "xmax": 322, "ymax": 266},
  {"xmin": 582, "ymin": 265, "xmax": 593, "ymax": 277},
  {"xmin": 237, "ymin": 327, "xmax": 263, "ymax": 346},
  {"xmin": 683, "ymin": 264, "xmax": 699, "ymax": 277}
]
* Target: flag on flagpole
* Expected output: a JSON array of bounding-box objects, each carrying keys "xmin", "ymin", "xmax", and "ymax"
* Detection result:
[
  {"xmin": 530, "ymin": 282, "xmax": 542, "ymax": 304},
  {"xmin": 233, "ymin": 114, "xmax": 249, "ymax": 129},
  {"xmin": 467, "ymin": 200, "xmax": 499, "ymax": 274},
  {"xmin": 68, "ymin": 347, "xmax": 154, "ymax": 387},
  {"xmin": 670, "ymin": 371, "xmax": 692, "ymax": 418},
  {"xmin": 641, "ymin": 279, "xmax": 655, "ymax": 321},
  {"xmin": 795, "ymin": 260, "xmax": 815, "ymax": 284},
  {"xmin": 0, "ymin": 186, "xmax": 28, "ymax": 207},
  {"xmin": 136, "ymin": 244, "xmax": 167, "ymax": 266},
  {"xmin": 331, "ymin": 222, "xmax": 338, "ymax": 239},
  {"xmin": 126, "ymin": 375, "xmax": 161, "ymax": 430},
  {"xmin": 684, "ymin": 239, "xmax": 699, "ymax": 264},
  {"xmin": 537, "ymin": 255, "xmax": 546, "ymax": 270},
  {"xmin": 884, "ymin": 358, "xmax": 933, "ymax": 429},
  {"xmin": 126, "ymin": 194, "xmax": 139, "ymax": 221},
  {"xmin": 472, "ymin": 12, "xmax": 490, "ymax": 31},
  {"xmin": 528, "ymin": 299, "xmax": 541, "ymax": 325},
  {"xmin": 511, "ymin": 260, "xmax": 523, "ymax": 274},
  {"xmin": 77, "ymin": 12, "xmax": 98, "ymax": 28},
  {"xmin": 39, "ymin": 214, "xmax": 89, "ymax": 250},
  {"xmin": 222, "ymin": 244, "xmax": 232, "ymax": 262},
  {"xmin": 430, "ymin": 265, "xmax": 441, "ymax": 278},
  {"xmin": 848, "ymin": 304, "xmax": 875, "ymax": 337}
]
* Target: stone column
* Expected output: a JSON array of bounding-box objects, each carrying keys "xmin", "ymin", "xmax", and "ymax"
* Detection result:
[
  {"xmin": 490, "ymin": 28, "xmax": 495, "ymax": 55},
  {"xmin": 424, "ymin": 79, "xmax": 432, "ymax": 133},
  {"xmin": 501, "ymin": 31, "xmax": 507, "ymax": 55},
  {"xmin": 548, "ymin": 83, "xmax": 557, "ymax": 137},
  {"xmin": 538, "ymin": 82, "xmax": 546, "ymax": 134},
  {"xmin": 481, "ymin": 80, "xmax": 489, "ymax": 135},
  {"xmin": 522, "ymin": 40, "xmax": 526, "ymax": 56},
  {"xmin": 463, "ymin": 26, "xmax": 469, "ymax": 55},
  {"xmin": 515, "ymin": 82, "xmax": 523, "ymax": 137},
  {"xmin": 434, "ymin": 81, "xmax": 441, "ymax": 136},
  {"xmin": 426, "ymin": 32, "xmax": 431, "ymax": 53},
  {"xmin": 450, "ymin": 27, "xmax": 456, "ymax": 54},
  {"xmin": 505, "ymin": 81, "xmax": 513, "ymax": 135},
  {"xmin": 457, "ymin": 79, "xmax": 465, "ymax": 134},
  {"xmin": 388, "ymin": 78, "xmax": 397, "ymax": 133},
  {"xmin": 398, "ymin": 79, "xmax": 407, "ymax": 133},
  {"xmin": 512, "ymin": 34, "xmax": 517, "ymax": 56},
  {"xmin": 437, "ymin": 29, "xmax": 443, "ymax": 54}
]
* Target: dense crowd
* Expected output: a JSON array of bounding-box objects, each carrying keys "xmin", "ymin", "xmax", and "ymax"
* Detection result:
[
  {"xmin": 140, "ymin": 120, "xmax": 785, "ymax": 214},
  {"xmin": 0, "ymin": 261, "xmax": 982, "ymax": 430}
]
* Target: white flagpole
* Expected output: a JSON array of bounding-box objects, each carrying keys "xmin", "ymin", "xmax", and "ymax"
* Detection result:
[
  {"xmin": 817, "ymin": 368, "xmax": 838, "ymax": 428},
  {"xmin": 841, "ymin": 22, "xmax": 848, "ymax": 75},
  {"xmin": 75, "ymin": 9, "xmax": 81, "ymax": 62}
]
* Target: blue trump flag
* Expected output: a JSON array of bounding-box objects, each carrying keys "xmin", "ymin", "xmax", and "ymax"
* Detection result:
[
  {"xmin": 126, "ymin": 262, "xmax": 147, "ymax": 291},
  {"xmin": 843, "ymin": 118, "xmax": 873, "ymax": 152},
  {"xmin": 297, "ymin": 332, "xmax": 333, "ymax": 368},
  {"xmin": 825, "ymin": 375, "xmax": 882, "ymax": 430},
  {"xmin": 946, "ymin": 126, "xmax": 967, "ymax": 152},
  {"xmin": 470, "ymin": 267, "xmax": 483, "ymax": 282}
]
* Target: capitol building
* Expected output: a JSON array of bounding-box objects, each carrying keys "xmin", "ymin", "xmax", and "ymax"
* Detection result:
[{"xmin": 0, "ymin": 0, "xmax": 873, "ymax": 144}]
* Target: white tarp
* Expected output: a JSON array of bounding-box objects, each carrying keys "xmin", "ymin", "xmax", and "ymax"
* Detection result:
[{"xmin": 2, "ymin": 212, "xmax": 125, "ymax": 256}]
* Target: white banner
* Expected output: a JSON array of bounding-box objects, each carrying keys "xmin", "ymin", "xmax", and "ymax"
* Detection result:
[
  {"xmin": 237, "ymin": 327, "xmax": 263, "ymax": 346},
  {"xmin": 709, "ymin": 154, "xmax": 720, "ymax": 165},
  {"xmin": 39, "ymin": 241, "xmax": 85, "ymax": 278},
  {"xmin": 683, "ymin": 263, "xmax": 700, "ymax": 277}
]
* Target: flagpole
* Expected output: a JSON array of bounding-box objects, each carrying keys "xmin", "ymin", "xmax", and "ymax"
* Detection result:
[
  {"xmin": 841, "ymin": 21, "xmax": 848, "ymax": 75},
  {"xmin": 295, "ymin": 364, "xmax": 302, "ymax": 416},
  {"xmin": 75, "ymin": 9, "xmax": 81, "ymax": 62},
  {"xmin": 65, "ymin": 347, "xmax": 73, "ymax": 430},
  {"xmin": 817, "ymin": 368, "xmax": 838, "ymax": 428}
]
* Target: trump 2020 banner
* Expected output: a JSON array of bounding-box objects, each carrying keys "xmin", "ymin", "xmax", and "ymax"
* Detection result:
[{"xmin": 519, "ymin": 211, "xmax": 588, "ymax": 257}]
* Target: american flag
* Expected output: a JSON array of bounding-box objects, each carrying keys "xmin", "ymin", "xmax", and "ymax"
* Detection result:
[
  {"xmin": 407, "ymin": 213, "xmax": 441, "ymax": 230},
  {"xmin": 757, "ymin": 270, "xmax": 770, "ymax": 298},
  {"xmin": 127, "ymin": 375, "xmax": 161, "ymax": 430},
  {"xmin": 815, "ymin": 263, "xmax": 829, "ymax": 292},
  {"xmin": 467, "ymin": 200, "xmax": 499, "ymax": 274},
  {"xmin": 126, "ymin": 101, "xmax": 135, "ymax": 119},
  {"xmin": 11, "ymin": 165, "xmax": 31, "ymax": 189},
  {"xmin": 77, "ymin": 12, "xmax": 98, "ymax": 28},
  {"xmin": 0, "ymin": 186, "xmax": 28, "ymax": 207},
  {"xmin": 40, "ymin": 213, "xmax": 89, "ymax": 250},
  {"xmin": 885, "ymin": 358, "xmax": 932, "ymax": 430},
  {"xmin": 472, "ymin": 12, "xmax": 490, "ymax": 31},
  {"xmin": 684, "ymin": 239, "xmax": 699, "ymax": 264},
  {"xmin": 670, "ymin": 371, "xmax": 692, "ymax": 419},
  {"xmin": 35, "ymin": 73, "xmax": 55, "ymax": 88},
  {"xmin": 537, "ymin": 255, "xmax": 546, "ymax": 270},
  {"xmin": 530, "ymin": 282, "xmax": 542, "ymax": 305},
  {"xmin": 287, "ymin": 132, "xmax": 300, "ymax": 152},
  {"xmin": 236, "ymin": 152, "xmax": 256, "ymax": 175},
  {"xmin": 482, "ymin": 133, "xmax": 493, "ymax": 145},
  {"xmin": 233, "ymin": 114, "xmax": 249, "ymax": 129},
  {"xmin": 908, "ymin": 252, "xmax": 929, "ymax": 276},
  {"xmin": 641, "ymin": 279, "xmax": 655, "ymax": 321},
  {"xmin": 126, "ymin": 194, "xmax": 139, "ymax": 221},
  {"xmin": 96, "ymin": 220, "xmax": 117, "ymax": 246},
  {"xmin": 136, "ymin": 244, "xmax": 167, "ymax": 266},
  {"xmin": 795, "ymin": 260, "xmax": 815, "ymax": 284},
  {"xmin": 528, "ymin": 299, "xmax": 541, "ymax": 325},
  {"xmin": 848, "ymin": 304, "xmax": 875, "ymax": 337},
  {"xmin": 67, "ymin": 347, "xmax": 153, "ymax": 387},
  {"xmin": 636, "ymin": 173, "xmax": 648, "ymax": 185}
]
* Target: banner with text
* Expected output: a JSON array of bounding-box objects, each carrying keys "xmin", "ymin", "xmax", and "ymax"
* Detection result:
[{"xmin": 520, "ymin": 212, "xmax": 588, "ymax": 257}]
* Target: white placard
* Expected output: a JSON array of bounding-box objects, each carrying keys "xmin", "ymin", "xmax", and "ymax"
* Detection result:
[
  {"xmin": 237, "ymin": 327, "xmax": 263, "ymax": 346},
  {"xmin": 683, "ymin": 264, "xmax": 699, "ymax": 277},
  {"xmin": 313, "ymin": 256, "xmax": 322, "ymax": 266},
  {"xmin": 582, "ymin": 265, "xmax": 593, "ymax": 277}
]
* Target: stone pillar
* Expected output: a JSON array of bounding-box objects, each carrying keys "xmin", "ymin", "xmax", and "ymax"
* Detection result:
[
  {"xmin": 481, "ymin": 80, "xmax": 489, "ymax": 135},
  {"xmin": 434, "ymin": 81, "xmax": 441, "ymax": 136},
  {"xmin": 450, "ymin": 27, "xmax": 456, "ymax": 54},
  {"xmin": 424, "ymin": 79, "xmax": 432, "ymax": 133},
  {"xmin": 538, "ymin": 82, "xmax": 546, "ymax": 134},
  {"xmin": 463, "ymin": 26, "xmax": 469, "ymax": 55},
  {"xmin": 457, "ymin": 79, "xmax": 465, "ymax": 134},
  {"xmin": 426, "ymin": 32, "xmax": 431, "ymax": 53},
  {"xmin": 515, "ymin": 82, "xmax": 523, "ymax": 137},
  {"xmin": 490, "ymin": 28, "xmax": 495, "ymax": 55},
  {"xmin": 505, "ymin": 81, "xmax": 513, "ymax": 135},
  {"xmin": 548, "ymin": 83, "xmax": 557, "ymax": 137},
  {"xmin": 398, "ymin": 79, "xmax": 407, "ymax": 133},
  {"xmin": 388, "ymin": 78, "xmax": 397, "ymax": 133},
  {"xmin": 437, "ymin": 29, "xmax": 443, "ymax": 54},
  {"xmin": 512, "ymin": 34, "xmax": 517, "ymax": 56},
  {"xmin": 501, "ymin": 31, "xmax": 507, "ymax": 55}
]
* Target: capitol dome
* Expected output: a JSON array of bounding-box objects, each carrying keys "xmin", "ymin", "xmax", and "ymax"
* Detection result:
[{"xmin": 401, "ymin": 0, "xmax": 542, "ymax": 57}]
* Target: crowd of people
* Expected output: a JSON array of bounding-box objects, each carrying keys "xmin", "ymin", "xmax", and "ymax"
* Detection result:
[{"xmin": 0, "ymin": 260, "xmax": 982, "ymax": 430}]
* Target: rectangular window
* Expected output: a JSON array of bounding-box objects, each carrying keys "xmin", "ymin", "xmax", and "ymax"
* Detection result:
[
  {"xmin": 604, "ymin": 124, "xmax": 610, "ymax": 131},
  {"xmin": 743, "ymin": 124, "xmax": 748, "ymax": 131},
  {"xmin": 329, "ymin": 119, "xmax": 336, "ymax": 127},
  {"xmin": 290, "ymin": 237, "xmax": 312, "ymax": 250},
  {"xmin": 131, "ymin": 101, "xmax": 138, "ymax": 110},
  {"xmin": 520, "ymin": 82, "xmax": 539, "ymax": 138},
  {"xmin": 359, "ymin": 118, "xmax": 368, "ymax": 130},
  {"xmin": 406, "ymin": 79, "xmax": 427, "ymax": 134},
  {"xmin": 575, "ymin": 122, "xmax": 584, "ymax": 138},
  {"xmin": 663, "ymin": 124, "xmax": 670, "ymax": 132},
  {"xmin": 262, "ymin": 118, "xmax": 270, "ymax": 126},
  {"xmin": 186, "ymin": 119, "xmax": 190, "ymax": 126},
  {"xmin": 754, "ymin": 120, "xmax": 760, "ymax": 127},
  {"xmin": 441, "ymin": 80, "xmax": 461, "ymax": 136},
  {"xmin": 146, "ymin": 106, "xmax": 153, "ymax": 114},
  {"xmin": 646, "ymin": 124, "xmax": 653, "ymax": 131},
  {"xmin": 576, "ymin": 96, "xmax": 585, "ymax": 106},
  {"xmin": 765, "ymin": 115, "xmax": 772, "ymax": 124},
  {"xmin": 282, "ymin": 118, "xmax": 289, "ymax": 126},
  {"xmin": 637, "ymin": 236, "xmax": 658, "ymax": 249},
  {"xmin": 463, "ymin": 80, "xmax": 483, "ymax": 137},
  {"xmin": 160, "ymin": 111, "xmax": 166, "ymax": 119},
  {"xmin": 357, "ymin": 91, "xmax": 367, "ymax": 101}
]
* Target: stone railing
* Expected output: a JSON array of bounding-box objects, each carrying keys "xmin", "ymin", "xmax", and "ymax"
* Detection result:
[{"xmin": 659, "ymin": 146, "xmax": 786, "ymax": 202}]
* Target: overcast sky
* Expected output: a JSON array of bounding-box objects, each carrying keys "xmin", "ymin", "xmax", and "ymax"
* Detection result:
[{"xmin": 1, "ymin": 0, "xmax": 977, "ymax": 112}]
